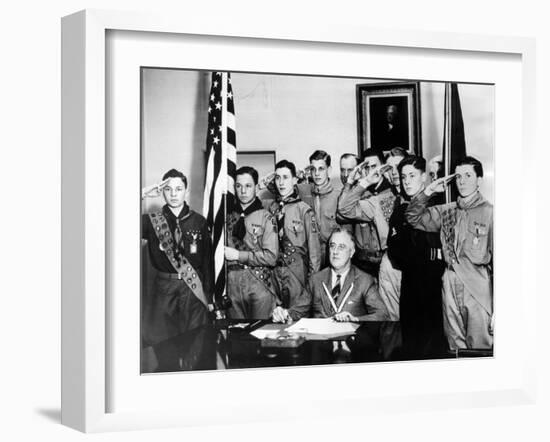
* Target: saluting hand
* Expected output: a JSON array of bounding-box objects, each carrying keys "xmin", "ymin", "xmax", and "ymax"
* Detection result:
[
  {"xmin": 424, "ymin": 173, "xmax": 456, "ymax": 196},
  {"xmin": 346, "ymin": 164, "xmax": 363, "ymax": 185},
  {"xmin": 258, "ymin": 172, "xmax": 276, "ymax": 190},
  {"xmin": 141, "ymin": 179, "xmax": 169, "ymax": 199},
  {"xmin": 357, "ymin": 165, "xmax": 391, "ymax": 188}
]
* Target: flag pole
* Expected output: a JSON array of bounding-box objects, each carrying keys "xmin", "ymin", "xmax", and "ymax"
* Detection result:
[
  {"xmin": 221, "ymin": 72, "xmax": 228, "ymax": 304},
  {"xmin": 444, "ymin": 82, "xmax": 451, "ymax": 204}
]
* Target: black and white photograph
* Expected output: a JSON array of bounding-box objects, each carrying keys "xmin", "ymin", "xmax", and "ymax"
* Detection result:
[{"xmin": 140, "ymin": 69, "xmax": 494, "ymax": 374}]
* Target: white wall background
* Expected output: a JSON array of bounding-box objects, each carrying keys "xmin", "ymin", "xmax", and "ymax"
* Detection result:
[
  {"xmin": 143, "ymin": 70, "xmax": 495, "ymax": 209},
  {"xmin": 0, "ymin": 1, "xmax": 547, "ymax": 441}
]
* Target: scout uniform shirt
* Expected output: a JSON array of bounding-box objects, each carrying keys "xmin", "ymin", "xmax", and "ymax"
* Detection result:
[
  {"xmin": 405, "ymin": 191, "xmax": 493, "ymax": 316},
  {"xmin": 337, "ymin": 179, "xmax": 397, "ymax": 264},
  {"xmin": 141, "ymin": 204, "xmax": 214, "ymax": 345},
  {"xmin": 142, "ymin": 204, "xmax": 214, "ymax": 297},
  {"xmin": 226, "ymin": 203, "xmax": 279, "ymax": 268},
  {"xmin": 225, "ymin": 199, "xmax": 279, "ymax": 318},
  {"xmin": 268, "ymin": 192, "xmax": 322, "ymax": 309},
  {"xmin": 310, "ymin": 180, "xmax": 341, "ymax": 255}
]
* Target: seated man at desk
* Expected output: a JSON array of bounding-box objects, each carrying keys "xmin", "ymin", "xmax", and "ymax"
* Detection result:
[{"xmin": 272, "ymin": 227, "xmax": 388, "ymax": 323}]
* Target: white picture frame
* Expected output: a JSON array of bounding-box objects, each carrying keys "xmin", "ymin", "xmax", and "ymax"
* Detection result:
[{"xmin": 61, "ymin": 9, "xmax": 537, "ymax": 433}]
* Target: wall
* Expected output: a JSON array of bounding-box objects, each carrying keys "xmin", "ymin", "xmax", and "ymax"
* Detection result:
[
  {"xmin": 141, "ymin": 68, "xmax": 210, "ymax": 212},
  {"xmin": 143, "ymin": 71, "xmax": 494, "ymax": 203}
]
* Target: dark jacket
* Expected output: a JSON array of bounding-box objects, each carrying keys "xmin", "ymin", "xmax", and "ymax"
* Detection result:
[
  {"xmin": 289, "ymin": 265, "xmax": 388, "ymax": 321},
  {"xmin": 142, "ymin": 204, "xmax": 214, "ymax": 302}
]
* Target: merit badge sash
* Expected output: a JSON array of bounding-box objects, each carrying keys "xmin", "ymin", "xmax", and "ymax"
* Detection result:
[
  {"xmin": 149, "ymin": 212, "xmax": 208, "ymax": 308},
  {"xmin": 227, "ymin": 212, "xmax": 275, "ymax": 293}
]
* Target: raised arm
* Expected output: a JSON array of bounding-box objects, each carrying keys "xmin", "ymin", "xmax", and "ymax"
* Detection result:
[
  {"xmin": 337, "ymin": 183, "xmax": 378, "ymax": 222},
  {"xmin": 405, "ymin": 191, "xmax": 444, "ymax": 233}
]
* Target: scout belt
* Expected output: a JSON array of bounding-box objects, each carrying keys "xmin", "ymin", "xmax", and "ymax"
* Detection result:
[
  {"xmin": 149, "ymin": 212, "xmax": 208, "ymax": 308},
  {"xmin": 354, "ymin": 247, "xmax": 384, "ymax": 264},
  {"xmin": 226, "ymin": 223, "xmax": 276, "ymax": 292},
  {"xmin": 227, "ymin": 263, "xmax": 274, "ymax": 287}
]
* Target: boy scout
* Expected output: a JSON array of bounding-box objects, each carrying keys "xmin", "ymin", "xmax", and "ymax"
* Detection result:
[
  {"xmin": 268, "ymin": 160, "xmax": 321, "ymax": 321},
  {"xmin": 308, "ymin": 150, "xmax": 341, "ymax": 266},
  {"xmin": 377, "ymin": 147, "xmax": 407, "ymax": 320},
  {"xmin": 225, "ymin": 166, "xmax": 279, "ymax": 319},
  {"xmin": 273, "ymin": 228, "xmax": 388, "ymax": 322},
  {"xmin": 406, "ymin": 156, "xmax": 493, "ymax": 350},
  {"xmin": 388, "ymin": 156, "xmax": 446, "ymax": 358},
  {"xmin": 141, "ymin": 169, "xmax": 214, "ymax": 350},
  {"xmin": 337, "ymin": 149, "xmax": 397, "ymax": 277}
]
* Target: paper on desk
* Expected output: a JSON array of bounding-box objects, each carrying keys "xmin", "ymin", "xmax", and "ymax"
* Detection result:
[
  {"xmin": 285, "ymin": 318, "xmax": 359, "ymax": 335},
  {"xmin": 250, "ymin": 323, "xmax": 287, "ymax": 339}
]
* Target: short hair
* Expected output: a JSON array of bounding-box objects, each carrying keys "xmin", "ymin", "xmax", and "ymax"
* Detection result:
[
  {"xmin": 235, "ymin": 166, "xmax": 259, "ymax": 185},
  {"xmin": 275, "ymin": 159, "xmax": 297, "ymax": 177},
  {"xmin": 429, "ymin": 154, "xmax": 442, "ymax": 165},
  {"xmin": 428, "ymin": 155, "xmax": 443, "ymax": 178},
  {"xmin": 397, "ymin": 155, "xmax": 426, "ymax": 174},
  {"xmin": 456, "ymin": 156, "xmax": 484, "ymax": 178},
  {"xmin": 328, "ymin": 227, "xmax": 355, "ymax": 250},
  {"xmin": 362, "ymin": 149, "xmax": 386, "ymax": 164},
  {"xmin": 389, "ymin": 147, "xmax": 408, "ymax": 158},
  {"xmin": 340, "ymin": 153, "xmax": 360, "ymax": 164},
  {"xmin": 162, "ymin": 169, "xmax": 188, "ymax": 187},
  {"xmin": 309, "ymin": 149, "xmax": 331, "ymax": 167}
]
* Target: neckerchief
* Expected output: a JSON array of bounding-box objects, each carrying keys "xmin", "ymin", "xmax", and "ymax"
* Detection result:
[
  {"xmin": 162, "ymin": 203, "xmax": 190, "ymax": 259},
  {"xmin": 275, "ymin": 189, "xmax": 301, "ymax": 240},
  {"xmin": 457, "ymin": 191, "xmax": 486, "ymax": 210},
  {"xmin": 312, "ymin": 180, "xmax": 333, "ymax": 227},
  {"xmin": 162, "ymin": 203, "xmax": 189, "ymax": 260},
  {"xmin": 232, "ymin": 197, "xmax": 264, "ymax": 241},
  {"xmin": 311, "ymin": 179, "xmax": 333, "ymax": 197}
]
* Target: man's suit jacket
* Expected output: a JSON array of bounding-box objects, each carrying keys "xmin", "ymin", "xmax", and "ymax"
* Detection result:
[{"xmin": 289, "ymin": 265, "xmax": 389, "ymax": 321}]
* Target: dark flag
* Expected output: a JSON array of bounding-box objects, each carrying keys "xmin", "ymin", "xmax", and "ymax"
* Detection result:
[
  {"xmin": 442, "ymin": 82, "xmax": 467, "ymax": 202},
  {"xmin": 203, "ymin": 72, "xmax": 237, "ymax": 310}
]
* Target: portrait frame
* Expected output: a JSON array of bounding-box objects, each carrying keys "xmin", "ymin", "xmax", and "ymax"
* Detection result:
[
  {"xmin": 356, "ymin": 81, "xmax": 422, "ymax": 157},
  {"xmin": 61, "ymin": 9, "xmax": 537, "ymax": 433}
]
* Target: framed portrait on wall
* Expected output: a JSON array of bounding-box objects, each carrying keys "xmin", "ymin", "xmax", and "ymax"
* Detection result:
[{"xmin": 356, "ymin": 81, "xmax": 422, "ymax": 156}]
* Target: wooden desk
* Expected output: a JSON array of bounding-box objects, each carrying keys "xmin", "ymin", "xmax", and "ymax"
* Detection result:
[{"xmin": 141, "ymin": 319, "xmax": 492, "ymax": 374}]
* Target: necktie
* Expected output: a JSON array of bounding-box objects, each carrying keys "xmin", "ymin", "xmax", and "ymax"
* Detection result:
[
  {"xmin": 174, "ymin": 220, "xmax": 184, "ymax": 255},
  {"xmin": 276, "ymin": 202, "xmax": 285, "ymax": 240},
  {"xmin": 332, "ymin": 274, "xmax": 341, "ymax": 299}
]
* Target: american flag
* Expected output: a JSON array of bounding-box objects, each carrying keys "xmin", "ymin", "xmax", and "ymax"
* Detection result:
[{"xmin": 203, "ymin": 72, "xmax": 237, "ymax": 306}]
